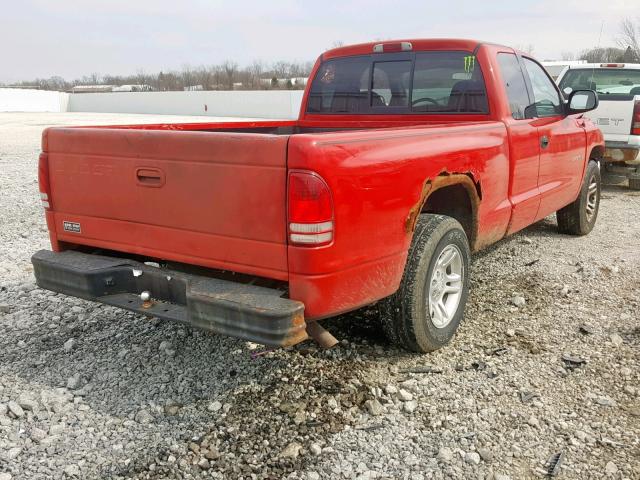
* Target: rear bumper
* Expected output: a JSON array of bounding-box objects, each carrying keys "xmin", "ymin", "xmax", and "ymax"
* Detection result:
[
  {"xmin": 31, "ymin": 250, "xmax": 308, "ymax": 347},
  {"xmin": 604, "ymin": 138, "xmax": 640, "ymax": 165}
]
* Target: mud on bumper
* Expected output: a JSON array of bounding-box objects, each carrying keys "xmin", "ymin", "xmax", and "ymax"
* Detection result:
[{"xmin": 31, "ymin": 250, "xmax": 308, "ymax": 347}]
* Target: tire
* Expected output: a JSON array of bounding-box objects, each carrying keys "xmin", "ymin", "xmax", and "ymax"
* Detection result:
[
  {"xmin": 629, "ymin": 173, "xmax": 640, "ymax": 191},
  {"xmin": 379, "ymin": 214, "xmax": 471, "ymax": 353},
  {"xmin": 557, "ymin": 160, "xmax": 601, "ymax": 235}
]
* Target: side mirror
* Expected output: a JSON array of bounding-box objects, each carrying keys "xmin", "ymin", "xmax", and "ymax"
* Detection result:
[
  {"xmin": 566, "ymin": 89, "xmax": 598, "ymax": 115},
  {"xmin": 524, "ymin": 104, "xmax": 537, "ymax": 119}
]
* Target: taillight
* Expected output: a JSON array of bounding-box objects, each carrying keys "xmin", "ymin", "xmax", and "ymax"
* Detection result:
[
  {"xmin": 287, "ymin": 171, "xmax": 333, "ymax": 246},
  {"xmin": 38, "ymin": 152, "xmax": 51, "ymax": 209},
  {"xmin": 632, "ymin": 100, "xmax": 640, "ymax": 135}
]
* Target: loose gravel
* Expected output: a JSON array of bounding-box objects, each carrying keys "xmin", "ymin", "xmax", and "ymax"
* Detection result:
[{"xmin": 1, "ymin": 112, "xmax": 639, "ymax": 480}]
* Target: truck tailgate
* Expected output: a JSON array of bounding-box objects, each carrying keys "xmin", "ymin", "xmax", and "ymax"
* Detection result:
[
  {"xmin": 585, "ymin": 98, "xmax": 634, "ymax": 140},
  {"xmin": 43, "ymin": 127, "xmax": 290, "ymax": 280}
]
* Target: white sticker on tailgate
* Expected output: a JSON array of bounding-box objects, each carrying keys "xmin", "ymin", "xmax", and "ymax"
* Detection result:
[{"xmin": 63, "ymin": 221, "xmax": 81, "ymax": 233}]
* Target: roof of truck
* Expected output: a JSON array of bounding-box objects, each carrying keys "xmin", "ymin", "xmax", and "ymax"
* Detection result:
[{"xmin": 322, "ymin": 38, "xmax": 512, "ymax": 60}]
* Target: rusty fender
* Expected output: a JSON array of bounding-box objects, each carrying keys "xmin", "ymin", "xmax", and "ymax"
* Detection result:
[{"xmin": 404, "ymin": 173, "xmax": 481, "ymax": 248}]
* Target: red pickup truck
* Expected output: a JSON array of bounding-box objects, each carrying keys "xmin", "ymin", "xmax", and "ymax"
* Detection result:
[{"xmin": 33, "ymin": 39, "xmax": 604, "ymax": 353}]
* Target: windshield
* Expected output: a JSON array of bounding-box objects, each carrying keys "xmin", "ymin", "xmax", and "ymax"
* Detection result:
[
  {"xmin": 306, "ymin": 51, "xmax": 488, "ymax": 114},
  {"xmin": 559, "ymin": 68, "xmax": 640, "ymax": 96}
]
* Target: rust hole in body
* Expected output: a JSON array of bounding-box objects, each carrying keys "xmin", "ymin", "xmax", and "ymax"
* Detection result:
[{"xmin": 405, "ymin": 172, "xmax": 481, "ymax": 250}]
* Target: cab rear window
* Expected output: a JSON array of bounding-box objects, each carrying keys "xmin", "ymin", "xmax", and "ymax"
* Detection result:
[
  {"xmin": 559, "ymin": 68, "xmax": 640, "ymax": 97},
  {"xmin": 306, "ymin": 51, "xmax": 488, "ymax": 114}
]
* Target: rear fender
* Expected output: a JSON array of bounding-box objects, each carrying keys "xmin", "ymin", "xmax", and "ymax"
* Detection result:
[{"xmin": 406, "ymin": 172, "xmax": 481, "ymax": 249}]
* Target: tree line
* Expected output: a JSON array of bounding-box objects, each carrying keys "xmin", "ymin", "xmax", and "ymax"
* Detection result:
[
  {"xmin": 5, "ymin": 60, "xmax": 315, "ymax": 92},
  {"xmin": 556, "ymin": 17, "xmax": 640, "ymax": 62}
]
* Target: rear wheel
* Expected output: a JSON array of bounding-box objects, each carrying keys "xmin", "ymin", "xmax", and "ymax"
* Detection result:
[
  {"xmin": 379, "ymin": 214, "xmax": 470, "ymax": 353},
  {"xmin": 557, "ymin": 160, "xmax": 601, "ymax": 235},
  {"xmin": 629, "ymin": 173, "xmax": 640, "ymax": 191}
]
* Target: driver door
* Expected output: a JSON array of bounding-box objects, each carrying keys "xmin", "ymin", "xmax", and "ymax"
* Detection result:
[{"xmin": 496, "ymin": 52, "xmax": 542, "ymax": 235}]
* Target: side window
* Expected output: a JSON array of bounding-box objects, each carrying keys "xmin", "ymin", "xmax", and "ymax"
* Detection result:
[
  {"xmin": 497, "ymin": 53, "xmax": 530, "ymax": 120},
  {"xmin": 306, "ymin": 56, "xmax": 371, "ymax": 113},
  {"xmin": 371, "ymin": 61, "xmax": 412, "ymax": 107},
  {"xmin": 522, "ymin": 57, "xmax": 562, "ymax": 117}
]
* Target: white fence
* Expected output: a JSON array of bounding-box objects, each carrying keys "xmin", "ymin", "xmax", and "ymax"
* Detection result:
[
  {"xmin": 68, "ymin": 90, "xmax": 305, "ymax": 119},
  {"xmin": 0, "ymin": 89, "xmax": 305, "ymax": 119},
  {"xmin": 0, "ymin": 88, "xmax": 69, "ymax": 112}
]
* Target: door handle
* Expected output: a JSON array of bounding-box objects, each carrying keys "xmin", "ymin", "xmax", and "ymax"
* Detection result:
[
  {"xmin": 135, "ymin": 167, "xmax": 165, "ymax": 187},
  {"xmin": 540, "ymin": 136, "xmax": 549, "ymax": 149}
]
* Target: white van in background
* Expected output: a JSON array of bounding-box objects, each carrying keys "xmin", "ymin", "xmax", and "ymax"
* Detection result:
[{"xmin": 556, "ymin": 63, "xmax": 640, "ymax": 189}]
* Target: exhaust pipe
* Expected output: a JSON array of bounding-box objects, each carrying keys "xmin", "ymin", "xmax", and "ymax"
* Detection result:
[{"xmin": 306, "ymin": 321, "xmax": 339, "ymax": 349}]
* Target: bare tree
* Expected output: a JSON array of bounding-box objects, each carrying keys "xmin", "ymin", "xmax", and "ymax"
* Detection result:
[
  {"xmin": 272, "ymin": 61, "xmax": 290, "ymax": 79},
  {"xmin": 248, "ymin": 60, "xmax": 264, "ymax": 89},
  {"xmin": 617, "ymin": 17, "xmax": 640, "ymax": 60},
  {"xmin": 135, "ymin": 69, "xmax": 152, "ymax": 87},
  {"xmin": 579, "ymin": 47, "xmax": 627, "ymax": 63},
  {"xmin": 195, "ymin": 66, "xmax": 213, "ymax": 90},
  {"xmin": 157, "ymin": 71, "xmax": 167, "ymax": 91},
  {"xmin": 180, "ymin": 64, "xmax": 195, "ymax": 90},
  {"xmin": 222, "ymin": 60, "xmax": 238, "ymax": 89},
  {"xmin": 560, "ymin": 51, "xmax": 575, "ymax": 61},
  {"xmin": 515, "ymin": 44, "xmax": 535, "ymax": 55},
  {"xmin": 157, "ymin": 71, "xmax": 180, "ymax": 91}
]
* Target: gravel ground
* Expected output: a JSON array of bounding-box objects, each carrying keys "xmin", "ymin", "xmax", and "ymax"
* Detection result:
[{"xmin": 0, "ymin": 112, "xmax": 638, "ymax": 480}]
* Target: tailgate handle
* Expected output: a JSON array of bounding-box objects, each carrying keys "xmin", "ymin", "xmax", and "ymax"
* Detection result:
[{"xmin": 135, "ymin": 167, "xmax": 165, "ymax": 187}]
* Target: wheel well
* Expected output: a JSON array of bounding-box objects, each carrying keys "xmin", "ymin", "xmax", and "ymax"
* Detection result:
[
  {"xmin": 421, "ymin": 183, "xmax": 476, "ymax": 246},
  {"xmin": 590, "ymin": 145, "xmax": 605, "ymax": 160}
]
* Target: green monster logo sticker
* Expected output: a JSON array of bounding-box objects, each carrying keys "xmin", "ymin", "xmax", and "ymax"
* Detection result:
[{"xmin": 464, "ymin": 55, "xmax": 476, "ymax": 73}]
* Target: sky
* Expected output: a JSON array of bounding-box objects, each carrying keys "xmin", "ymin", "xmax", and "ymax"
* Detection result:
[{"xmin": 1, "ymin": 0, "xmax": 636, "ymax": 83}]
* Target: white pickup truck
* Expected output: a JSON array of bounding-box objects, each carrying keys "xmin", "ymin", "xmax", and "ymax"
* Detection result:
[{"xmin": 557, "ymin": 63, "xmax": 640, "ymax": 189}]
